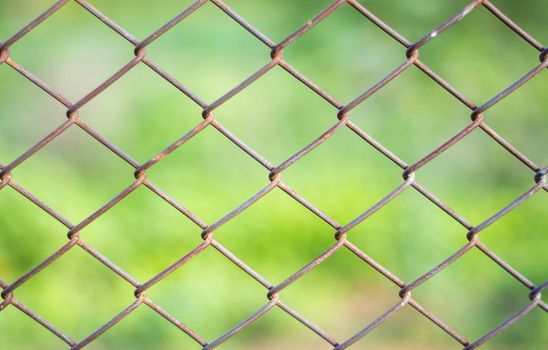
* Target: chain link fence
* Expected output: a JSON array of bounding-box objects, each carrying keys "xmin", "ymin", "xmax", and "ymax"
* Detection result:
[{"xmin": 0, "ymin": 0, "xmax": 546, "ymax": 349}]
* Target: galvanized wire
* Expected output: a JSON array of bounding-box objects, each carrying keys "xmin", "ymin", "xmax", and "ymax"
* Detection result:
[{"xmin": 0, "ymin": 0, "xmax": 546, "ymax": 349}]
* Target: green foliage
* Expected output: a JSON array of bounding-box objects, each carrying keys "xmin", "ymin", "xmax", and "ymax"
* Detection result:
[{"xmin": 0, "ymin": 1, "xmax": 546, "ymax": 349}]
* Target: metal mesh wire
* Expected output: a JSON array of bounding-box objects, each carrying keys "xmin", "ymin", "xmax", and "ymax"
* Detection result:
[{"xmin": 0, "ymin": 0, "xmax": 546, "ymax": 349}]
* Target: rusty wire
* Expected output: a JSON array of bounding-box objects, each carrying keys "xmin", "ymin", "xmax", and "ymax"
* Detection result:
[{"xmin": 0, "ymin": 0, "xmax": 546, "ymax": 349}]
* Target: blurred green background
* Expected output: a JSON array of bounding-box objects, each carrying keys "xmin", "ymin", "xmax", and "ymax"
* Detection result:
[{"xmin": 0, "ymin": 0, "xmax": 546, "ymax": 349}]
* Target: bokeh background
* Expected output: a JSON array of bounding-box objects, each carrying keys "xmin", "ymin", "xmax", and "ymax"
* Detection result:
[{"xmin": 0, "ymin": 0, "xmax": 547, "ymax": 349}]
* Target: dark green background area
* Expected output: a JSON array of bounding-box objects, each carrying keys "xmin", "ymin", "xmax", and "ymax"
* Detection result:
[{"xmin": 0, "ymin": 1, "xmax": 546, "ymax": 349}]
